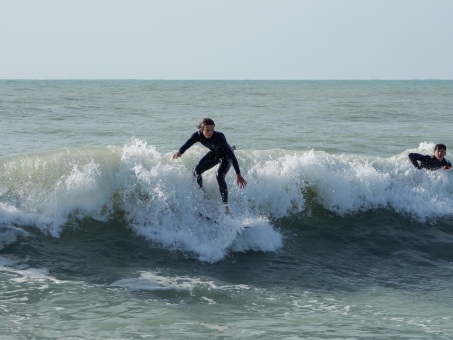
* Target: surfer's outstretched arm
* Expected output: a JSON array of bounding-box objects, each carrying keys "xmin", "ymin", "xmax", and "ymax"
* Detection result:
[
  {"xmin": 236, "ymin": 174, "xmax": 247, "ymax": 188},
  {"xmin": 408, "ymin": 153, "xmax": 424, "ymax": 169}
]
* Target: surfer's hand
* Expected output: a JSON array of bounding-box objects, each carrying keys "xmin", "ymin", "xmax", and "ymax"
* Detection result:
[
  {"xmin": 443, "ymin": 165, "xmax": 451, "ymax": 170},
  {"xmin": 236, "ymin": 174, "xmax": 247, "ymax": 189},
  {"xmin": 172, "ymin": 152, "xmax": 181, "ymax": 159}
]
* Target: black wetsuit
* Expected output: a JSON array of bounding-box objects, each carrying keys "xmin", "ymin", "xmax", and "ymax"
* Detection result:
[
  {"xmin": 178, "ymin": 131, "xmax": 241, "ymax": 204},
  {"xmin": 408, "ymin": 153, "xmax": 452, "ymax": 170}
]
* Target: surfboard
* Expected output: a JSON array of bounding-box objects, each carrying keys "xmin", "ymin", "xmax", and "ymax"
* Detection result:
[
  {"xmin": 195, "ymin": 199, "xmax": 252, "ymax": 238},
  {"xmin": 196, "ymin": 211, "xmax": 251, "ymax": 239},
  {"xmin": 197, "ymin": 211, "xmax": 219, "ymax": 224}
]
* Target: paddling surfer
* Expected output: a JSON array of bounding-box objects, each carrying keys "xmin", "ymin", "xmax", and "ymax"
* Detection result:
[{"xmin": 408, "ymin": 143, "xmax": 452, "ymax": 170}]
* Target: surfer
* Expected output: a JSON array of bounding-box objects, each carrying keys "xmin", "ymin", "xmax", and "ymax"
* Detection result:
[
  {"xmin": 173, "ymin": 118, "xmax": 247, "ymax": 214},
  {"xmin": 408, "ymin": 143, "xmax": 452, "ymax": 170}
]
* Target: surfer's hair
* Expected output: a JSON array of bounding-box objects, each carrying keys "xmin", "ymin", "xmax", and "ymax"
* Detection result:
[
  {"xmin": 198, "ymin": 118, "xmax": 215, "ymax": 130},
  {"xmin": 434, "ymin": 143, "xmax": 447, "ymax": 151}
]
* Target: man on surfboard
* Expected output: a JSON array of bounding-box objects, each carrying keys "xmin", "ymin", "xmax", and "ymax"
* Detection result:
[
  {"xmin": 173, "ymin": 118, "xmax": 247, "ymax": 214},
  {"xmin": 408, "ymin": 143, "xmax": 452, "ymax": 170}
]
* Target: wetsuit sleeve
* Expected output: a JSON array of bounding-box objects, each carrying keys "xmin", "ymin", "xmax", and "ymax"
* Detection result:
[
  {"xmin": 444, "ymin": 159, "xmax": 452, "ymax": 167},
  {"xmin": 178, "ymin": 132, "xmax": 199, "ymax": 155},
  {"xmin": 408, "ymin": 153, "xmax": 425, "ymax": 169},
  {"xmin": 228, "ymin": 148, "xmax": 241, "ymax": 175},
  {"xmin": 219, "ymin": 134, "xmax": 241, "ymax": 174}
]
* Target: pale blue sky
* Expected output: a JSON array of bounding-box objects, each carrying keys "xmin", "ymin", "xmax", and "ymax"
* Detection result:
[{"xmin": 1, "ymin": 0, "xmax": 452, "ymax": 79}]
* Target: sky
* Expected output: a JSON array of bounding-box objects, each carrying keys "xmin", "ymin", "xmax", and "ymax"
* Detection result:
[{"xmin": 1, "ymin": 0, "xmax": 452, "ymax": 80}]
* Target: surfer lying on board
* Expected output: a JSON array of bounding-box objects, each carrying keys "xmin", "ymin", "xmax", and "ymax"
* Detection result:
[
  {"xmin": 173, "ymin": 118, "xmax": 247, "ymax": 215},
  {"xmin": 408, "ymin": 143, "xmax": 452, "ymax": 170}
]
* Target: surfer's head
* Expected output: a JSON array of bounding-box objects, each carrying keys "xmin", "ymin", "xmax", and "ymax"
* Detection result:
[
  {"xmin": 434, "ymin": 144, "xmax": 446, "ymax": 152},
  {"xmin": 198, "ymin": 118, "xmax": 215, "ymax": 139},
  {"xmin": 434, "ymin": 143, "xmax": 447, "ymax": 161}
]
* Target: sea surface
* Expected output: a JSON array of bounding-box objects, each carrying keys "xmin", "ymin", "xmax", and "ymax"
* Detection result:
[{"xmin": 1, "ymin": 80, "xmax": 453, "ymax": 339}]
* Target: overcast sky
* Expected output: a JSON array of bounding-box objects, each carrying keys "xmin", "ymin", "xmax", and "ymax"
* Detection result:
[{"xmin": 1, "ymin": 0, "xmax": 452, "ymax": 80}]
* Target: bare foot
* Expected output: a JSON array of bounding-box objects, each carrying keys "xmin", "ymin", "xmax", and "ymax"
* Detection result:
[{"xmin": 224, "ymin": 205, "xmax": 231, "ymax": 215}]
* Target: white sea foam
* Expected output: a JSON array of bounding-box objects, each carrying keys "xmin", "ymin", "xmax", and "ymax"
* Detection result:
[
  {"xmin": 111, "ymin": 271, "xmax": 252, "ymax": 292},
  {"xmin": 1, "ymin": 140, "xmax": 452, "ymax": 260}
]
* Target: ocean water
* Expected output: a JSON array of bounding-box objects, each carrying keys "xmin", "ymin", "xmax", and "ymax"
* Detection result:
[{"xmin": 1, "ymin": 80, "xmax": 453, "ymax": 339}]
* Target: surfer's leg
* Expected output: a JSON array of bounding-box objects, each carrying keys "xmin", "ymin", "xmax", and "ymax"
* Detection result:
[
  {"xmin": 216, "ymin": 158, "xmax": 232, "ymax": 205},
  {"xmin": 193, "ymin": 152, "xmax": 219, "ymax": 188}
]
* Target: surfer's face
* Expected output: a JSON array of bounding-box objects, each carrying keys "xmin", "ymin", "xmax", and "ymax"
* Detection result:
[
  {"xmin": 434, "ymin": 148, "xmax": 446, "ymax": 161},
  {"xmin": 202, "ymin": 125, "xmax": 215, "ymax": 139}
]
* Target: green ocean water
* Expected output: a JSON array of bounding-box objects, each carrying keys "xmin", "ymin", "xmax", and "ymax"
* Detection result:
[{"xmin": 1, "ymin": 80, "xmax": 453, "ymax": 339}]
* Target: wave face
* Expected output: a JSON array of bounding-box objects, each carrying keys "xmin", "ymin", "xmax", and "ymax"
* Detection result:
[{"xmin": 1, "ymin": 140, "xmax": 452, "ymax": 261}]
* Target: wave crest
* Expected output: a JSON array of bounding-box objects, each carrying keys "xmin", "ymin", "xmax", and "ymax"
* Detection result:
[{"xmin": 1, "ymin": 140, "xmax": 452, "ymax": 259}]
